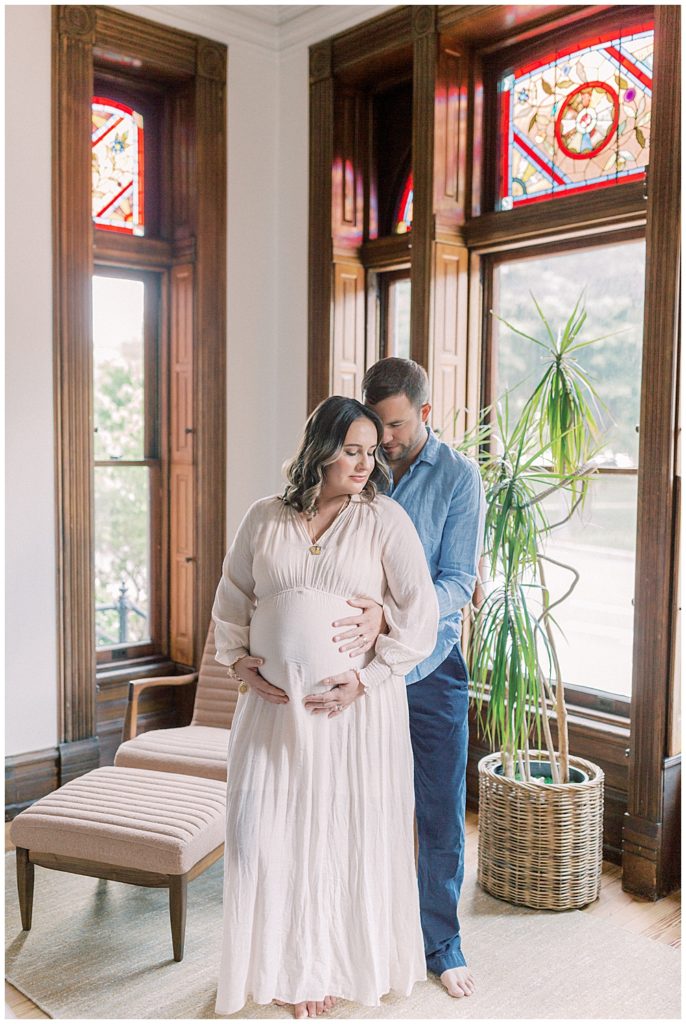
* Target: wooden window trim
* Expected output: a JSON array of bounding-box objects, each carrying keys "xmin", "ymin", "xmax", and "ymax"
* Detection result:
[
  {"xmin": 92, "ymin": 265, "xmax": 167, "ymax": 666},
  {"xmin": 53, "ymin": 5, "xmax": 226, "ymax": 774}
]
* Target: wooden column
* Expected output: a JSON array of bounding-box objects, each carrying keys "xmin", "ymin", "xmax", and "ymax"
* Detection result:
[
  {"xmin": 308, "ymin": 42, "xmax": 335, "ymax": 410},
  {"xmin": 331, "ymin": 88, "xmax": 366, "ymax": 399},
  {"xmin": 52, "ymin": 6, "xmax": 99, "ymax": 775},
  {"xmin": 429, "ymin": 43, "xmax": 471, "ymax": 443},
  {"xmin": 413, "ymin": 12, "xmax": 473, "ymax": 443},
  {"xmin": 193, "ymin": 42, "xmax": 227, "ymax": 664},
  {"xmin": 410, "ymin": 5, "xmax": 438, "ymax": 371},
  {"xmin": 623, "ymin": 4, "xmax": 681, "ymax": 898}
]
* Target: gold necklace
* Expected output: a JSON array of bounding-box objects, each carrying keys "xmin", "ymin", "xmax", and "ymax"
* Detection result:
[{"xmin": 304, "ymin": 496, "xmax": 350, "ymax": 555}]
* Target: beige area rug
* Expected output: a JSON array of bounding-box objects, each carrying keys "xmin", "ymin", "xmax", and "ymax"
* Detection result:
[{"xmin": 5, "ymin": 852, "xmax": 680, "ymax": 1020}]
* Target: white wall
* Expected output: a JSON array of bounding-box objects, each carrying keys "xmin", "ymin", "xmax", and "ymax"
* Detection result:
[
  {"xmin": 5, "ymin": 3, "xmax": 389, "ymax": 758},
  {"xmin": 5, "ymin": 5, "xmax": 56, "ymax": 756}
]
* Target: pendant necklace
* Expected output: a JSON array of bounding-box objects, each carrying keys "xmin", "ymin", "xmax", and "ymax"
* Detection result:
[{"xmin": 304, "ymin": 496, "xmax": 350, "ymax": 555}]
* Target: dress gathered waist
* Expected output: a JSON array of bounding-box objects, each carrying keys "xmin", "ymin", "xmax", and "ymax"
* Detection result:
[{"xmin": 249, "ymin": 587, "xmax": 372, "ymax": 696}]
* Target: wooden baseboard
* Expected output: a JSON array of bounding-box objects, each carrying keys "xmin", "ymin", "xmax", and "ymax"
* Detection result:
[
  {"xmin": 5, "ymin": 748, "xmax": 60, "ymax": 820},
  {"xmin": 623, "ymin": 754, "xmax": 681, "ymax": 899},
  {"xmin": 58, "ymin": 737, "xmax": 100, "ymax": 784}
]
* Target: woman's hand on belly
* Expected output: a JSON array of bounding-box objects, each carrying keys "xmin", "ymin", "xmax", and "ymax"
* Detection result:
[
  {"xmin": 302, "ymin": 669, "xmax": 364, "ymax": 718},
  {"xmin": 234, "ymin": 655, "xmax": 289, "ymax": 705}
]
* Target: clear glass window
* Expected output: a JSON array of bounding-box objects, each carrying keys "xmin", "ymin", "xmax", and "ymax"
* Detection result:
[
  {"xmin": 92, "ymin": 274, "xmax": 153, "ymax": 651},
  {"xmin": 491, "ymin": 238, "xmax": 645, "ymax": 696}
]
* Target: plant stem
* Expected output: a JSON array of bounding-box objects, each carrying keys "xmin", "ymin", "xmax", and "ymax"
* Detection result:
[
  {"xmin": 537, "ymin": 556, "xmax": 569, "ymax": 783},
  {"xmin": 527, "ymin": 462, "xmax": 597, "ymax": 505},
  {"xmin": 522, "ymin": 734, "xmax": 532, "ymax": 781},
  {"xmin": 536, "ymin": 669, "xmax": 560, "ymax": 782}
]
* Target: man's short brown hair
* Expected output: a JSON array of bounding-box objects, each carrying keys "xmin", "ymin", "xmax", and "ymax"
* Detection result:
[{"xmin": 362, "ymin": 357, "xmax": 430, "ymax": 408}]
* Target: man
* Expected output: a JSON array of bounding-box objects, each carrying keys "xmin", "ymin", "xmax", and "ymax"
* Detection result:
[{"xmin": 334, "ymin": 357, "xmax": 485, "ymax": 999}]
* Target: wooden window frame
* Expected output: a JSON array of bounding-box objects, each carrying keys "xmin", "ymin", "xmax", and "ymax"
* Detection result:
[
  {"xmin": 92, "ymin": 265, "xmax": 167, "ymax": 666},
  {"xmin": 53, "ymin": 5, "xmax": 227, "ymax": 775},
  {"xmin": 479, "ymin": 226, "xmax": 647, "ymax": 715},
  {"xmin": 379, "ymin": 268, "xmax": 412, "ymax": 360}
]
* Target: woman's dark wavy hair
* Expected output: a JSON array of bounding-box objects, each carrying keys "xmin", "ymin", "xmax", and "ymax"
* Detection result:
[{"xmin": 282, "ymin": 396, "xmax": 390, "ymax": 517}]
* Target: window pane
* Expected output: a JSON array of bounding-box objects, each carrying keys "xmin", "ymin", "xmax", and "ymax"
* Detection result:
[
  {"xmin": 493, "ymin": 239, "xmax": 645, "ymax": 466},
  {"xmin": 541, "ymin": 475, "xmax": 636, "ymax": 697},
  {"xmin": 95, "ymin": 466, "xmax": 150, "ymax": 648},
  {"xmin": 498, "ymin": 23, "xmax": 653, "ymax": 209},
  {"xmin": 92, "ymin": 97, "xmax": 145, "ymax": 236},
  {"xmin": 93, "ymin": 276, "xmax": 145, "ymax": 461},
  {"xmin": 491, "ymin": 240, "xmax": 645, "ymax": 699},
  {"xmin": 388, "ymin": 278, "xmax": 411, "ymax": 359}
]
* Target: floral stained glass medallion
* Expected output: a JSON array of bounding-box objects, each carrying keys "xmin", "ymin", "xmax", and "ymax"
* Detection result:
[
  {"xmin": 92, "ymin": 97, "xmax": 145, "ymax": 235},
  {"xmin": 499, "ymin": 24, "xmax": 653, "ymax": 209},
  {"xmin": 394, "ymin": 172, "xmax": 413, "ymax": 234}
]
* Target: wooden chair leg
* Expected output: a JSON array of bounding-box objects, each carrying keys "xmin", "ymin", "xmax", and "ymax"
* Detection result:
[
  {"xmin": 16, "ymin": 847, "xmax": 34, "ymax": 931},
  {"xmin": 169, "ymin": 873, "xmax": 188, "ymax": 962}
]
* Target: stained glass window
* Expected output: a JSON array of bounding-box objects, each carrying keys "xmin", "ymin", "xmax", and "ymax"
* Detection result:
[
  {"xmin": 92, "ymin": 97, "xmax": 145, "ymax": 235},
  {"xmin": 498, "ymin": 23, "xmax": 653, "ymax": 209},
  {"xmin": 394, "ymin": 172, "xmax": 413, "ymax": 233}
]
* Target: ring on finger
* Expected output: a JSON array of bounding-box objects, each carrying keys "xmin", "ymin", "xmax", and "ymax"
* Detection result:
[{"xmin": 359, "ymin": 634, "xmax": 366, "ymax": 643}]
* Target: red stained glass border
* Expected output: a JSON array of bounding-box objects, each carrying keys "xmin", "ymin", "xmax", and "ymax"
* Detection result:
[{"xmin": 394, "ymin": 171, "xmax": 414, "ymax": 232}]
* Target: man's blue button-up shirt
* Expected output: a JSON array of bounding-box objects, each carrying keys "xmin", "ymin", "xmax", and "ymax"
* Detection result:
[{"xmin": 388, "ymin": 427, "xmax": 486, "ymax": 685}]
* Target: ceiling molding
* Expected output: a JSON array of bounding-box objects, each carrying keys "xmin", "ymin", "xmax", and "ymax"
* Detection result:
[{"xmin": 124, "ymin": 5, "xmax": 394, "ymax": 54}]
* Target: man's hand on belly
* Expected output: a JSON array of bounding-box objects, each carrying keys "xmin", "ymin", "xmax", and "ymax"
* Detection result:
[
  {"xmin": 331, "ymin": 597, "xmax": 386, "ymax": 656},
  {"xmin": 234, "ymin": 655, "xmax": 289, "ymax": 705}
]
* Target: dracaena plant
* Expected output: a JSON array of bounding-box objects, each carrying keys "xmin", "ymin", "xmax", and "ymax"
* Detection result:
[{"xmin": 460, "ymin": 292, "xmax": 611, "ymax": 784}]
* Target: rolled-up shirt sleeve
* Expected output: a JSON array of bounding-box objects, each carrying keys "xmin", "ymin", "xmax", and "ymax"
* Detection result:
[
  {"xmin": 212, "ymin": 505, "xmax": 257, "ymax": 667},
  {"xmin": 434, "ymin": 458, "xmax": 486, "ymax": 619},
  {"xmin": 358, "ymin": 501, "xmax": 439, "ymax": 691}
]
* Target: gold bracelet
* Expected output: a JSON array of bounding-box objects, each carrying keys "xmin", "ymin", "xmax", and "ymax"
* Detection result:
[{"xmin": 227, "ymin": 665, "xmax": 249, "ymax": 693}]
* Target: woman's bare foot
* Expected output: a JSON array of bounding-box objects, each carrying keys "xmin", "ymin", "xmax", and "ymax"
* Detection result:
[
  {"xmin": 440, "ymin": 965, "xmax": 475, "ymax": 998},
  {"xmin": 274, "ymin": 997, "xmax": 336, "ymax": 1017}
]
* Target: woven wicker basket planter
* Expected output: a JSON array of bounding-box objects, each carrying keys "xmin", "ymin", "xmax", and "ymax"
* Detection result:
[{"xmin": 477, "ymin": 751, "xmax": 604, "ymax": 910}]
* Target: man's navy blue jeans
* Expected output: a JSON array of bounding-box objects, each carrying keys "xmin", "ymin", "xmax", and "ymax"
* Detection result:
[{"xmin": 407, "ymin": 643, "xmax": 469, "ymax": 975}]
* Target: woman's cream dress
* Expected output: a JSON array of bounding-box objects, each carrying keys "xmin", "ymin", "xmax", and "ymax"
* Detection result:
[{"xmin": 212, "ymin": 493, "xmax": 439, "ymax": 1015}]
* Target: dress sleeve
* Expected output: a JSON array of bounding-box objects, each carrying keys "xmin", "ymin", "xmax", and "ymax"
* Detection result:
[
  {"xmin": 212, "ymin": 503, "xmax": 258, "ymax": 667},
  {"xmin": 357, "ymin": 501, "xmax": 439, "ymax": 691}
]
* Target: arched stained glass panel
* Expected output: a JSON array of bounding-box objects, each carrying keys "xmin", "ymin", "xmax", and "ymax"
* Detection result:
[
  {"xmin": 92, "ymin": 97, "xmax": 145, "ymax": 235},
  {"xmin": 498, "ymin": 23, "xmax": 653, "ymax": 210},
  {"xmin": 394, "ymin": 172, "xmax": 413, "ymax": 234}
]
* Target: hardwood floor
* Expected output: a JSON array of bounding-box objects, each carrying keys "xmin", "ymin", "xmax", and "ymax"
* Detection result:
[{"xmin": 5, "ymin": 813, "xmax": 680, "ymax": 1018}]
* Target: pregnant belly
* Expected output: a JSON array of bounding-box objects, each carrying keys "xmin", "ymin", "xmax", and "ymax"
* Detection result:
[{"xmin": 249, "ymin": 588, "xmax": 371, "ymax": 696}]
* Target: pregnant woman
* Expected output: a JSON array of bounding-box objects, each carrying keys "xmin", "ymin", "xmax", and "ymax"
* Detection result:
[{"xmin": 213, "ymin": 396, "xmax": 439, "ymax": 1018}]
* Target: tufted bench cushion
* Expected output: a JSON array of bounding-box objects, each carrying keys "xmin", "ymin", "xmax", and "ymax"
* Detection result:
[
  {"xmin": 115, "ymin": 725, "xmax": 230, "ymax": 781},
  {"xmin": 10, "ymin": 766, "xmax": 226, "ymax": 875}
]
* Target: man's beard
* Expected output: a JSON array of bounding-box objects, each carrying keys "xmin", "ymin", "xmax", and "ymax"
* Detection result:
[{"xmin": 383, "ymin": 426, "xmax": 425, "ymax": 463}]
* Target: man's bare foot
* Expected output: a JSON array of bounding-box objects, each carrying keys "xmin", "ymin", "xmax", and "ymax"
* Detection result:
[
  {"xmin": 274, "ymin": 997, "xmax": 336, "ymax": 1017},
  {"xmin": 440, "ymin": 965, "xmax": 475, "ymax": 998}
]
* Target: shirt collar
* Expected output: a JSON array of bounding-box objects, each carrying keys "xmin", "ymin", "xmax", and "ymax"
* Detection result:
[{"xmin": 417, "ymin": 426, "xmax": 440, "ymax": 466}]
